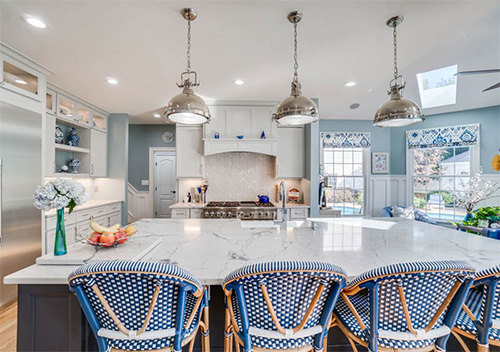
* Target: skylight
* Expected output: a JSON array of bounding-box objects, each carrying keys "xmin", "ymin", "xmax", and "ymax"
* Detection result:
[{"xmin": 416, "ymin": 65, "xmax": 457, "ymax": 109}]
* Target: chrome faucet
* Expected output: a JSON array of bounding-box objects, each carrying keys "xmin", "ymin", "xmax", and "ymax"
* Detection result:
[{"xmin": 276, "ymin": 181, "xmax": 288, "ymax": 228}]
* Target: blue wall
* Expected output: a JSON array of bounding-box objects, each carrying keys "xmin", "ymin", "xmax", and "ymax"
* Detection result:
[
  {"xmin": 318, "ymin": 105, "xmax": 500, "ymax": 175},
  {"xmin": 128, "ymin": 124, "xmax": 176, "ymax": 191}
]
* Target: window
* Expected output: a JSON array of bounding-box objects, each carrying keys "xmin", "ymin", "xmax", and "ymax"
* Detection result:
[
  {"xmin": 411, "ymin": 146, "xmax": 472, "ymax": 220},
  {"xmin": 322, "ymin": 147, "xmax": 365, "ymax": 215},
  {"xmin": 416, "ymin": 65, "xmax": 457, "ymax": 109}
]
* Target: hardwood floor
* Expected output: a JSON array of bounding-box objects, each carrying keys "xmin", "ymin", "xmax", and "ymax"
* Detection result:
[{"xmin": 0, "ymin": 301, "xmax": 17, "ymax": 352}]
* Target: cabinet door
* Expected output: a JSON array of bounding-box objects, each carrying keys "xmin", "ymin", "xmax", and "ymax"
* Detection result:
[
  {"xmin": 46, "ymin": 89, "xmax": 56, "ymax": 115},
  {"xmin": 176, "ymin": 126, "xmax": 204, "ymax": 178},
  {"xmin": 90, "ymin": 129, "xmax": 107, "ymax": 177},
  {"xmin": 190, "ymin": 208, "xmax": 202, "ymax": 218},
  {"xmin": 171, "ymin": 209, "xmax": 189, "ymax": 219},
  {"xmin": 108, "ymin": 212, "xmax": 121, "ymax": 226},
  {"xmin": 276, "ymin": 127, "xmax": 304, "ymax": 178}
]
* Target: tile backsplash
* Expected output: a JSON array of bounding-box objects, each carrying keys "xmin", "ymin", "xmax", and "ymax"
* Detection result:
[{"xmin": 203, "ymin": 152, "xmax": 303, "ymax": 202}]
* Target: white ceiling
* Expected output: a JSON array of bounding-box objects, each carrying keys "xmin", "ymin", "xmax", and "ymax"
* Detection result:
[{"xmin": 1, "ymin": 1, "xmax": 499, "ymax": 124}]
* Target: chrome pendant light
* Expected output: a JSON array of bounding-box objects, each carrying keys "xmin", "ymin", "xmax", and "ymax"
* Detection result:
[
  {"xmin": 273, "ymin": 11, "xmax": 318, "ymax": 125},
  {"xmin": 165, "ymin": 8, "xmax": 210, "ymax": 125},
  {"xmin": 374, "ymin": 16, "xmax": 424, "ymax": 127}
]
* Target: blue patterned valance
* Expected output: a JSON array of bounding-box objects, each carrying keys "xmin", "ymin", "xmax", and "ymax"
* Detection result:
[
  {"xmin": 321, "ymin": 132, "xmax": 371, "ymax": 148},
  {"xmin": 406, "ymin": 124, "xmax": 479, "ymax": 149}
]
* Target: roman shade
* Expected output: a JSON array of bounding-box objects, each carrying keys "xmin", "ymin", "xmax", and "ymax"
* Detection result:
[
  {"xmin": 321, "ymin": 132, "xmax": 371, "ymax": 148},
  {"xmin": 406, "ymin": 124, "xmax": 479, "ymax": 149}
]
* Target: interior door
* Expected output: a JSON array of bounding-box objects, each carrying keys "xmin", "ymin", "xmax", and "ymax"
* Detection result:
[{"xmin": 154, "ymin": 153, "xmax": 176, "ymax": 218}]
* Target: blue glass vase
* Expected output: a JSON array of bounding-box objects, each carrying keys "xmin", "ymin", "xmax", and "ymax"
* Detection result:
[
  {"xmin": 54, "ymin": 208, "xmax": 67, "ymax": 256},
  {"xmin": 464, "ymin": 211, "xmax": 474, "ymax": 222}
]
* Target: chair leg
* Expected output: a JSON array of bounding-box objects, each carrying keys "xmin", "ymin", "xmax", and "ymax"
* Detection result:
[
  {"xmin": 188, "ymin": 334, "xmax": 196, "ymax": 352},
  {"xmin": 224, "ymin": 307, "xmax": 233, "ymax": 352},
  {"xmin": 201, "ymin": 306, "xmax": 210, "ymax": 352},
  {"xmin": 347, "ymin": 336, "xmax": 358, "ymax": 352},
  {"xmin": 451, "ymin": 331, "xmax": 471, "ymax": 352},
  {"xmin": 477, "ymin": 342, "xmax": 489, "ymax": 352},
  {"xmin": 322, "ymin": 336, "xmax": 328, "ymax": 352}
]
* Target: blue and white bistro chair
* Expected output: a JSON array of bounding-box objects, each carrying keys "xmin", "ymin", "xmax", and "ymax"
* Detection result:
[
  {"xmin": 453, "ymin": 264, "xmax": 500, "ymax": 352},
  {"xmin": 68, "ymin": 261, "xmax": 210, "ymax": 352},
  {"xmin": 332, "ymin": 261, "xmax": 475, "ymax": 352},
  {"xmin": 222, "ymin": 261, "xmax": 347, "ymax": 352}
]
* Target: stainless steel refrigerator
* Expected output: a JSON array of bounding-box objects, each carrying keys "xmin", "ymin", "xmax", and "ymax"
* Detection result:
[{"xmin": 0, "ymin": 101, "xmax": 42, "ymax": 308}]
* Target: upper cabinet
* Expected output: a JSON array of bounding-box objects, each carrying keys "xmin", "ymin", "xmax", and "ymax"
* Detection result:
[
  {"xmin": 176, "ymin": 126, "xmax": 204, "ymax": 178},
  {"xmin": 92, "ymin": 111, "xmax": 107, "ymax": 131},
  {"xmin": 1, "ymin": 57, "xmax": 41, "ymax": 101},
  {"xmin": 46, "ymin": 88, "xmax": 56, "ymax": 115},
  {"xmin": 76, "ymin": 104, "xmax": 91, "ymax": 127},
  {"xmin": 90, "ymin": 129, "xmax": 107, "ymax": 177},
  {"xmin": 276, "ymin": 126, "xmax": 305, "ymax": 178},
  {"xmin": 203, "ymin": 104, "xmax": 278, "ymax": 156}
]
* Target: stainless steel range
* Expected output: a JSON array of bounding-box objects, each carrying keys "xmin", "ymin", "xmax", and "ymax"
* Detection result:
[{"xmin": 202, "ymin": 201, "xmax": 277, "ymax": 220}]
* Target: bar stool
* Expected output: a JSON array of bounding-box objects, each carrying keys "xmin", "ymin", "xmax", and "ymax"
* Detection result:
[
  {"xmin": 68, "ymin": 260, "xmax": 210, "ymax": 352},
  {"xmin": 332, "ymin": 261, "xmax": 475, "ymax": 352},
  {"xmin": 222, "ymin": 261, "xmax": 347, "ymax": 352},
  {"xmin": 453, "ymin": 264, "xmax": 500, "ymax": 352}
]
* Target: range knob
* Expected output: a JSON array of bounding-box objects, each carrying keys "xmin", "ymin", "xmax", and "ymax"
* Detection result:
[
  {"xmin": 221, "ymin": 211, "xmax": 226, "ymax": 217},
  {"xmin": 237, "ymin": 211, "xmax": 244, "ymax": 218},
  {"xmin": 204, "ymin": 211, "xmax": 209, "ymax": 217},
  {"xmin": 216, "ymin": 211, "xmax": 221, "ymax": 217},
  {"xmin": 253, "ymin": 211, "xmax": 258, "ymax": 218},
  {"xmin": 210, "ymin": 211, "xmax": 215, "ymax": 217},
  {"xmin": 227, "ymin": 211, "xmax": 232, "ymax": 217}
]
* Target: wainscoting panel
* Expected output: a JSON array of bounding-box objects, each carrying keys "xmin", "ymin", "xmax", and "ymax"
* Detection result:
[
  {"xmin": 127, "ymin": 183, "xmax": 151, "ymax": 223},
  {"xmin": 369, "ymin": 175, "xmax": 408, "ymax": 216}
]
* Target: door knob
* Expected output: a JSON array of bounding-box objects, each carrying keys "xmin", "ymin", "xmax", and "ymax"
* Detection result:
[{"xmin": 172, "ymin": 191, "xmax": 176, "ymax": 194}]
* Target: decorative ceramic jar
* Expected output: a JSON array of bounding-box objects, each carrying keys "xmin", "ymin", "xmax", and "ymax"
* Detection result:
[
  {"xmin": 55, "ymin": 125, "xmax": 64, "ymax": 144},
  {"xmin": 67, "ymin": 127, "xmax": 80, "ymax": 147},
  {"xmin": 69, "ymin": 158, "xmax": 80, "ymax": 174},
  {"xmin": 214, "ymin": 132, "xmax": 220, "ymax": 139}
]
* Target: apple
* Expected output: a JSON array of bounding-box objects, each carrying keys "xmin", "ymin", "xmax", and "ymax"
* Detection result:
[
  {"xmin": 88, "ymin": 232, "xmax": 101, "ymax": 246},
  {"xmin": 99, "ymin": 232, "xmax": 116, "ymax": 247},
  {"xmin": 115, "ymin": 229, "xmax": 127, "ymax": 245}
]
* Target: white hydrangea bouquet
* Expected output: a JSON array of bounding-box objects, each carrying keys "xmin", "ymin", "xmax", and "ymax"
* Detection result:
[
  {"xmin": 33, "ymin": 179, "xmax": 88, "ymax": 255},
  {"xmin": 33, "ymin": 179, "xmax": 88, "ymax": 213}
]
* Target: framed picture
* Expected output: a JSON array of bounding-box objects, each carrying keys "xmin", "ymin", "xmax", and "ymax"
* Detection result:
[{"xmin": 372, "ymin": 152, "xmax": 389, "ymax": 174}]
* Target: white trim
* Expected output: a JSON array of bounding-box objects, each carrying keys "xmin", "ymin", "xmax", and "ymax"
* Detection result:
[
  {"xmin": 378, "ymin": 326, "xmax": 450, "ymax": 341},
  {"xmin": 149, "ymin": 147, "xmax": 176, "ymax": 218},
  {"xmin": 127, "ymin": 183, "xmax": 150, "ymax": 223}
]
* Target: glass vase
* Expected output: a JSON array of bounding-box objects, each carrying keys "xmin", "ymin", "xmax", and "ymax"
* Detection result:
[
  {"xmin": 54, "ymin": 208, "xmax": 67, "ymax": 256},
  {"xmin": 464, "ymin": 210, "xmax": 474, "ymax": 222}
]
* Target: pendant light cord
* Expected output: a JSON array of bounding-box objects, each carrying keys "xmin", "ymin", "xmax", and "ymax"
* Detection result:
[
  {"xmin": 293, "ymin": 22, "xmax": 299, "ymax": 83},
  {"xmin": 186, "ymin": 18, "xmax": 192, "ymax": 73},
  {"xmin": 393, "ymin": 23, "xmax": 398, "ymax": 81}
]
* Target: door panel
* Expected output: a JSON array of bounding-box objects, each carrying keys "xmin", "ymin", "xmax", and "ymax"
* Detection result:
[{"xmin": 155, "ymin": 154, "xmax": 176, "ymax": 218}]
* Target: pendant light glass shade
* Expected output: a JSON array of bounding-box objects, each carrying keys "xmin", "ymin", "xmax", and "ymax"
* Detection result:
[
  {"xmin": 274, "ymin": 11, "xmax": 318, "ymax": 125},
  {"xmin": 165, "ymin": 8, "xmax": 210, "ymax": 125},
  {"xmin": 374, "ymin": 16, "xmax": 424, "ymax": 127}
]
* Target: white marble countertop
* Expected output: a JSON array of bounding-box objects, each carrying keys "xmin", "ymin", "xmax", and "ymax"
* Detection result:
[
  {"xmin": 169, "ymin": 202, "xmax": 205, "ymax": 209},
  {"xmin": 5, "ymin": 217, "xmax": 500, "ymax": 286},
  {"xmin": 44, "ymin": 199, "xmax": 122, "ymax": 217}
]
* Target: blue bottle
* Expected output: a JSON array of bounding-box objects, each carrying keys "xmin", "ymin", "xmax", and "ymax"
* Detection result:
[
  {"xmin": 260, "ymin": 131, "xmax": 266, "ymax": 139},
  {"xmin": 215, "ymin": 132, "xmax": 220, "ymax": 139}
]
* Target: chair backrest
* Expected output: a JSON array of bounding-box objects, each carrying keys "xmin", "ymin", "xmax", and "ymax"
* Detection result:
[
  {"xmin": 223, "ymin": 261, "xmax": 347, "ymax": 350},
  {"xmin": 68, "ymin": 260, "xmax": 205, "ymax": 352},
  {"xmin": 346, "ymin": 261, "xmax": 474, "ymax": 337},
  {"xmin": 472, "ymin": 264, "xmax": 500, "ymax": 327}
]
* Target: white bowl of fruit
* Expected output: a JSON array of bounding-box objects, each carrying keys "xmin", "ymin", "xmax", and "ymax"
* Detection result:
[{"xmin": 87, "ymin": 217, "xmax": 136, "ymax": 248}]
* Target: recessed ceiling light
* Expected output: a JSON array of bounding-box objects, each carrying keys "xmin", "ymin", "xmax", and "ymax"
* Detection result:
[
  {"xmin": 368, "ymin": 88, "xmax": 373, "ymax": 93},
  {"xmin": 107, "ymin": 78, "xmax": 118, "ymax": 85},
  {"xmin": 350, "ymin": 103, "xmax": 360, "ymax": 110},
  {"xmin": 21, "ymin": 14, "xmax": 48, "ymax": 29},
  {"xmin": 15, "ymin": 79, "xmax": 27, "ymax": 85},
  {"xmin": 153, "ymin": 113, "xmax": 161, "ymax": 118},
  {"xmin": 344, "ymin": 81, "xmax": 357, "ymax": 87},
  {"xmin": 233, "ymin": 79, "xmax": 244, "ymax": 85}
]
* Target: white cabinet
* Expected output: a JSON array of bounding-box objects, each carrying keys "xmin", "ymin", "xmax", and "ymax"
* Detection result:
[
  {"xmin": 276, "ymin": 126, "xmax": 304, "ymax": 178},
  {"xmin": 176, "ymin": 126, "xmax": 204, "ymax": 178},
  {"xmin": 45, "ymin": 113, "xmax": 56, "ymax": 176},
  {"xmin": 190, "ymin": 208, "xmax": 203, "ymax": 218},
  {"xmin": 277, "ymin": 207, "xmax": 309, "ymax": 221},
  {"xmin": 90, "ymin": 129, "xmax": 107, "ymax": 177},
  {"xmin": 171, "ymin": 208, "xmax": 190, "ymax": 219},
  {"xmin": 109, "ymin": 212, "xmax": 121, "ymax": 226},
  {"xmin": 46, "ymin": 88, "xmax": 56, "ymax": 115}
]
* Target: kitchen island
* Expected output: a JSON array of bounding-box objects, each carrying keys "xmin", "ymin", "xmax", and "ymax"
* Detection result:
[{"xmin": 5, "ymin": 217, "xmax": 500, "ymax": 351}]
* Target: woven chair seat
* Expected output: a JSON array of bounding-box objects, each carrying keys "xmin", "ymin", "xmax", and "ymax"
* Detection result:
[
  {"xmin": 223, "ymin": 261, "xmax": 347, "ymax": 351},
  {"xmin": 453, "ymin": 264, "xmax": 500, "ymax": 349},
  {"xmin": 68, "ymin": 260, "xmax": 208, "ymax": 352},
  {"xmin": 333, "ymin": 260, "xmax": 475, "ymax": 352}
]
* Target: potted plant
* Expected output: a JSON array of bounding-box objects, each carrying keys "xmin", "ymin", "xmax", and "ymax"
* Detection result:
[{"xmin": 33, "ymin": 179, "xmax": 88, "ymax": 256}]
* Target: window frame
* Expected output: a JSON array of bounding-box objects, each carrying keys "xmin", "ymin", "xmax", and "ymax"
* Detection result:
[
  {"xmin": 405, "ymin": 137, "xmax": 480, "ymax": 221},
  {"xmin": 320, "ymin": 143, "xmax": 371, "ymax": 217}
]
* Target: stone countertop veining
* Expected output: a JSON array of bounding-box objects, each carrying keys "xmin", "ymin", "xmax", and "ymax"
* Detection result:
[
  {"xmin": 44, "ymin": 199, "xmax": 122, "ymax": 217},
  {"xmin": 4, "ymin": 217, "xmax": 500, "ymax": 286}
]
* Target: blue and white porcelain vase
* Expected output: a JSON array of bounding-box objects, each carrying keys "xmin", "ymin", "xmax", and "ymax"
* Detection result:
[
  {"xmin": 55, "ymin": 125, "xmax": 64, "ymax": 144},
  {"xmin": 69, "ymin": 158, "xmax": 80, "ymax": 174},
  {"xmin": 67, "ymin": 128, "xmax": 80, "ymax": 147}
]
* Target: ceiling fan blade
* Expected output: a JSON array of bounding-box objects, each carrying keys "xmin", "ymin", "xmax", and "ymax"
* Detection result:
[
  {"xmin": 455, "ymin": 69, "xmax": 500, "ymax": 76},
  {"xmin": 483, "ymin": 82, "xmax": 500, "ymax": 92}
]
